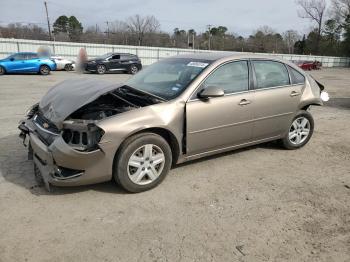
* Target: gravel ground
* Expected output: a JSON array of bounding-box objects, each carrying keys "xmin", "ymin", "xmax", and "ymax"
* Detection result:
[{"xmin": 0, "ymin": 69, "xmax": 349, "ymax": 262}]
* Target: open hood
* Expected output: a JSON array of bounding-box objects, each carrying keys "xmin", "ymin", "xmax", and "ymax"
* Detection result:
[{"xmin": 39, "ymin": 78, "xmax": 123, "ymax": 128}]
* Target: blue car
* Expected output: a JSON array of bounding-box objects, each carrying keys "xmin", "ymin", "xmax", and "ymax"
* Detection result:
[{"xmin": 0, "ymin": 52, "xmax": 56, "ymax": 75}]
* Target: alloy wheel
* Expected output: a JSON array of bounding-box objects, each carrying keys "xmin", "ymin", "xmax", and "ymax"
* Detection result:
[
  {"xmin": 130, "ymin": 65, "xmax": 138, "ymax": 74},
  {"xmin": 288, "ymin": 117, "xmax": 311, "ymax": 145},
  {"xmin": 97, "ymin": 65, "xmax": 106, "ymax": 74},
  {"xmin": 40, "ymin": 66, "xmax": 50, "ymax": 75},
  {"xmin": 127, "ymin": 144, "xmax": 165, "ymax": 185}
]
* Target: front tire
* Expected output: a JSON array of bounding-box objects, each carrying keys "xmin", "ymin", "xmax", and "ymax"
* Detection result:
[
  {"xmin": 114, "ymin": 133, "xmax": 172, "ymax": 193},
  {"xmin": 0, "ymin": 66, "xmax": 5, "ymax": 75},
  {"xmin": 281, "ymin": 110, "xmax": 314, "ymax": 150},
  {"xmin": 96, "ymin": 64, "xmax": 106, "ymax": 74},
  {"xmin": 39, "ymin": 65, "xmax": 50, "ymax": 75}
]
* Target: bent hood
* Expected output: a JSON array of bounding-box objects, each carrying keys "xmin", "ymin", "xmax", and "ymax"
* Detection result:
[{"xmin": 39, "ymin": 78, "xmax": 123, "ymax": 128}]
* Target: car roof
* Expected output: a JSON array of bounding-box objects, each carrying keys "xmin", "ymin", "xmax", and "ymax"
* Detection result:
[
  {"xmin": 173, "ymin": 52, "xmax": 287, "ymax": 62},
  {"xmin": 110, "ymin": 53, "xmax": 136, "ymax": 56},
  {"xmin": 15, "ymin": 52, "xmax": 37, "ymax": 55}
]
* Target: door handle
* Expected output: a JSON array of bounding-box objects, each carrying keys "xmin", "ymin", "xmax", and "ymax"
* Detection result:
[
  {"xmin": 290, "ymin": 91, "xmax": 301, "ymax": 97},
  {"xmin": 238, "ymin": 99, "xmax": 251, "ymax": 106}
]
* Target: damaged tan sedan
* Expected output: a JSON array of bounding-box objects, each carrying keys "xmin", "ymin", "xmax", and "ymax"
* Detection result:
[{"xmin": 18, "ymin": 53, "xmax": 328, "ymax": 192}]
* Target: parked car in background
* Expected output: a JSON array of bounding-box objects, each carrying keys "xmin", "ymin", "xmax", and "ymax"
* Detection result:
[
  {"xmin": 0, "ymin": 52, "xmax": 56, "ymax": 75},
  {"xmin": 84, "ymin": 53, "xmax": 142, "ymax": 74},
  {"xmin": 51, "ymin": 56, "xmax": 75, "ymax": 71},
  {"xmin": 295, "ymin": 61, "xmax": 313, "ymax": 71},
  {"xmin": 19, "ymin": 53, "xmax": 328, "ymax": 193}
]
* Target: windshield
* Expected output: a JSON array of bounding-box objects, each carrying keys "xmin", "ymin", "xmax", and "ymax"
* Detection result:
[{"xmin": 125, "ymin": 58, "xmax": 211, "ymax": 100}]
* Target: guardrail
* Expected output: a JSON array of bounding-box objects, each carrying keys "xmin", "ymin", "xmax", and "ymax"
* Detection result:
[{"xmin": 0, "ymin": 38, "xmax": 349, "ymax": 67}]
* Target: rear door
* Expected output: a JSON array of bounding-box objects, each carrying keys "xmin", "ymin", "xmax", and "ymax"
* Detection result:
[
  {"xmin": 186, "ymin": 60, "xmax": 254, "ymax": 155},
  {"xmin": 250, "ymin": 60, "xmax": 304, "ymax": 140},
  {"xmin": 25, "ymin": 53, "xmax": 40, "ymax": 71}
]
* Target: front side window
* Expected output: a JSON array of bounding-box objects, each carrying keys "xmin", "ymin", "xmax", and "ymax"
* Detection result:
[
  {"xmin": 10, "ymin": 54, "xmax": 25, "ymax": 60},
  {"xmin": 202, "ymin": 61, "xmax": 249, "ymax": 94},
  {"xmin": 126, "ymin": 58, "xmax": 211, "ymax": 100},
  {"xmin": 111, "ymin": 54, "xmax": 120, "ymax": 60},
  {"xmin": 253, "ymin": 61, "xmax": 290, "ymax": 89}
]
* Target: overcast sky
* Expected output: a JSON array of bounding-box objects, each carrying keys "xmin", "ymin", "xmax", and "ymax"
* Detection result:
[{"xmin": 0, "ymin": 0, "xmax": 327, "ymax": 36}]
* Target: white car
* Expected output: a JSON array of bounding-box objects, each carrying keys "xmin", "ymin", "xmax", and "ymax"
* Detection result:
[{"xmin": 51, "ymin": 56, "xmax": 75, "ymax": 71}]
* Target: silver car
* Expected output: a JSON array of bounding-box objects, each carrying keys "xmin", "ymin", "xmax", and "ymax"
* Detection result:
[{"xmin": 19, "ymin": 53, "xmax": 327, "ymax": 192}]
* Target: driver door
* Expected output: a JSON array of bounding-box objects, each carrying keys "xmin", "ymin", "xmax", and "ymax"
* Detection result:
[
  {"xmin": 108, "ymin": 54, "xmax": 121, "ymax": 70},
  {"xmin": 6, "ymin": 54, "xmax": 26, "ymax": 72},
  {"xmin": 186, "ymin": 61, "xmax": 254, "ymax": 155}
]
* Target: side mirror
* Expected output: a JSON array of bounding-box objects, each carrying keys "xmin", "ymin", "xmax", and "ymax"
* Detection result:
[
  {"xmin": 10, "ymin": 58, "xmax": 15, "ymax": 61},
  {"xmin": 198, "ymin": 86, "xmax": 225, "ymax": 99}
]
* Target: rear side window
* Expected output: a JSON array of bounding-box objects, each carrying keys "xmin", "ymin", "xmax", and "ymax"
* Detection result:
[
  {"xmin": 252, "ymin": 61, "xmax": 290, "ymax": 89},
  {"xmin": 288, "ymin": 66, "xmax": 305, "ymax": 85},
  {"xmin": 202, "ymin": 61, "xmax": 249, "ymax": 94},
  {"xmin": 26, "ymin": 54, "xmax": 38, "ymax": 60}
]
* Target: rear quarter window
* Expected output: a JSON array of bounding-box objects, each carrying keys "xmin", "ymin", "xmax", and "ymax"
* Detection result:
[{"xmin": 288, "ymin": 66, "xmax": 306, "ymax": 85}]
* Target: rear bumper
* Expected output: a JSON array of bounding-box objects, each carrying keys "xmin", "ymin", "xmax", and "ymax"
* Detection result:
[{"xmin": 19, "ymin": 120, "xmax": 113, "ymax": 189}]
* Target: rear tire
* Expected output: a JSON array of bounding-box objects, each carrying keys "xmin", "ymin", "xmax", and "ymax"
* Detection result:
[
  {"xmin": 114, "ymin": 133, "xmax": 172, "ymax": 193},
  {"xmin": 128, "ymin": 64, "xmax": 139, "ymax": 75},
  {"xmin": 39, "ymin": 65, "xmax": 50, "ymax": 75},
  {"xmin": 0, "ymin": 66, "xmax": 6, "ymax": 75},
  {"xmin": 96, "ymin": 64, "xmax": 106, "ymax": 74},
  {"xmin": 281, "ymin": 110, "xmax": 314, "ymax": 150},
  {"xmin": 64, "ymin": 64, "xmax": 73, "ymax": 71}
]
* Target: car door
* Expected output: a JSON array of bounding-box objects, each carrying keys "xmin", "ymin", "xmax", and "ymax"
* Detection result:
[
  {"xmin": 186, "ymin": 60, "xmax": 254, "ymax": 155},
  {"xmin": 250, "ymin": 60, "xmax": 304, "ymax": 140},
  {"xmin": 6, "ymin": 54, "xmax": 26, "ymax": 72},
  {"xmin": 107, "ymin": 54, "xmax": 121, "ymax": 71},
  {"xmin": 25, "ymin": 53, "xmax": 40, "ymax": 71}
]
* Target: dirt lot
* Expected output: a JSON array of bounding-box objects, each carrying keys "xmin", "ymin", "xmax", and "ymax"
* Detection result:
[{"xmin": 0, "ymin": 68, "xmax": 349, "ymax": 262}]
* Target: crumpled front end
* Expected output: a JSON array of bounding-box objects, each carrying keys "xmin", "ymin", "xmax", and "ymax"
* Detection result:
[
  {"xmin": 18, "ymin": 111, "xmax": 112, "ymax": 190},
  {"xmin": 18, "ymin": 79, "xmax": 163, "ymax": 190}
]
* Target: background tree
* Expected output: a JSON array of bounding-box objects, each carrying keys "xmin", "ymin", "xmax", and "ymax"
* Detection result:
[
  {"xmin": 297, "ymin": 0, "xmax": 327, "ymax": 53},
  {"xmin": 283, "ymin": 30, "xmax": 300, "ymax": 54},
  {"xmin": 67, "ymin": 16, "xmax": 83, "ymax": 41},
  {"xmin": 53, "ymin": 15, "xmax": 69, "ymax": 34},
  {"xmin": 127, "ymin": 15, "xmax": 160, "ymax": 46}
]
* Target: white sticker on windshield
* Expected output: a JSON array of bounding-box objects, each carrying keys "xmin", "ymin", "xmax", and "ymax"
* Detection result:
[{"xmin": 187, "ymin": 62, "xmax": 209, "ymax": 68}]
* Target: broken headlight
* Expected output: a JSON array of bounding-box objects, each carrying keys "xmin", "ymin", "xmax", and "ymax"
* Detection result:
[
  {"xmin": 25, "ymin": 103, "xmax": 39, "ymax": 119},
  {"xmin": 62, "ymin": 121, "xmax": 105, "ymax": 151}
]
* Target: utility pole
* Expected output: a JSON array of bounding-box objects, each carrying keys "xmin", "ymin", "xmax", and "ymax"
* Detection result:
[
  {"xmin": 44, "ymin": 1, "xmax": 52, "ymax": 41},
  {"xmin": 105, "ymin": 21, "xmax": 110, "ymax": 41},
  {"xmin": 207, "ymin": 24, "xmax": 212, "ymax": 50}
]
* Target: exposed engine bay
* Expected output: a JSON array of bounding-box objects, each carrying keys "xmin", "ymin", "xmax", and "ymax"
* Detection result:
[
  {"xmin": 21, "ymin": 85, "xmax": 164, "ymax": 152},
  {"xmin": 60, "ymin": 86, "xmax": 163, "ymax": 151}
]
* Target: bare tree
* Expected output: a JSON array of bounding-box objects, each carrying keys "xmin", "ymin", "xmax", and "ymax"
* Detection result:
[
  {"xmin": 126, "ymin": 15, "xmax": 160, "ymax": 46},
  {"xmin": 283, "ymin": 30, "xmax": 301, "ymax": 53},
  {"xmin": 297, "ymin": 0, "xmax": 327, "ymax": 51}
]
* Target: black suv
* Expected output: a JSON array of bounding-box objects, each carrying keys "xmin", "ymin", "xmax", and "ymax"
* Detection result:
[{"xmin": 84, "ymin": 53, "xmax": 142, "ymax": 74}]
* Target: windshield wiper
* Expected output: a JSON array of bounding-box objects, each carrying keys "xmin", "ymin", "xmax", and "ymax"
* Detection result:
[{"xmin": 122, "ymin": 85, "xmax": 168, "ymax": 102}]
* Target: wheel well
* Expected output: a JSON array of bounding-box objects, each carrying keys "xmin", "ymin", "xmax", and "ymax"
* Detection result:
[
  {"xmin": 0, "ymin": 65, "xmax": 6, "ymax": 72},
  {"xmin": 301, "ymin": 104, "xmax": 321, "ymax": 111},
  {"xmin": 116, "ymin": 128, "xmax": 180, "ymax": 166}
]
